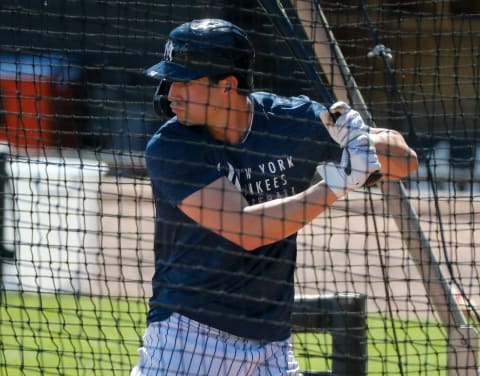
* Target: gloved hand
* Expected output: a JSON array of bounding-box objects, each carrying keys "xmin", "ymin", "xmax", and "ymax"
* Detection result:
[
  {"xmin": 318, "ymin": 101, "xmax": 381, "ymax": 197},
  {"xmin": 317, "ymin": 135, "xmax": 381, "ymax": 197},
  {"xmin": 319, "ymin": 101, "xmax": 371, "ymax": 147}
]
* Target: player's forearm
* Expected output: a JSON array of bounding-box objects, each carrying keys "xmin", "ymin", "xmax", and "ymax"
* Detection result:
[
  {"xmin": 370, "ymin": 129, "xmax": 418, "ymax": 180},
  {"xmin": 240, "ymin": 181, "xmax": 337, "ymax": 250},
  {"xmin": 178, "ymin": 177, "xmax": 336, "ymax": 251}
]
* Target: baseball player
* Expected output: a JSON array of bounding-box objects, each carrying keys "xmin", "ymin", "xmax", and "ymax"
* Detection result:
[{"xmin": 131, "ymin": 18, "xmax": 418, "ymax": 375}]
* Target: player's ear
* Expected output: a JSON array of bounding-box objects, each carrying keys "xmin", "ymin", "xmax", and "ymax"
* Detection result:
[{"xmin": 221, "ymin": 75, "xmax": 239, "ymax": 93}]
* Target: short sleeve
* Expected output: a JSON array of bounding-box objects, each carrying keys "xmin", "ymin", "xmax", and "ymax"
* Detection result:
[
  {"xmin": 298, "ymin": 95, "xmax": 343, "ymax": 162},
  {"xmin": 146, "ymin": 122, "xmax": 222, "ymax": 206}
]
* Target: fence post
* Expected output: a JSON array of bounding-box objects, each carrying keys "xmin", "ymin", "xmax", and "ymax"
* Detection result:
[
  {"xmin": 0, "ymin": 144, "xmax": 15, "ymax": 298},
  {"xmin": 293, "ymin": 293, "xmax": 367, "ymax": 376}
]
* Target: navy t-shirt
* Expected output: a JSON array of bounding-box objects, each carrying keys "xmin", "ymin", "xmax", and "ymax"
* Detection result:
[{"xmin": 145, "ymin": 92, "xmax": 340, "ymax": 341}]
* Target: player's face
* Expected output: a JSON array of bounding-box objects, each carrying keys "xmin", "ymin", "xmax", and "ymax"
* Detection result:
[{"xmin": 167, "ymin": 77, "xmax": 220, "ymax": 126}]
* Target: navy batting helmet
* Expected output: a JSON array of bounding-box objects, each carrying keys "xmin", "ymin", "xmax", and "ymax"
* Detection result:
[{"xmin": 144, "ymin": 19, "xmax": 255, "ymax": 91}]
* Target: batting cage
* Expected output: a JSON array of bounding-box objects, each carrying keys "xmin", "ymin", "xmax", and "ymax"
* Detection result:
[{"xmin": 0, "ymin": 0, "xmax": 479, "ymax": 375}]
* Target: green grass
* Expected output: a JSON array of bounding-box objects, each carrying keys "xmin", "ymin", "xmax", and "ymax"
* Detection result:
[
  {"xmin": 0, "ymin": 292, "xmax": 477, "ymax": 375},
  {"xmin": 294, "ymin": 315, "xmax": 452, "ymax": 375},
  {"xmin": 0, "ymin": 292, "xmax": 147, "ymax": 375}
]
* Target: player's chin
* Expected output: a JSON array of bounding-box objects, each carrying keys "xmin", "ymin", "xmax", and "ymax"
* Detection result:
[
  {"xmin": 171, "ymin": 109, "xmax": 189, "ymax": 124},
  {"xmin": 176, "ymin": 114, "xmax": 206, "ymax": 127},
  {"xmin": 177, "ymin": 116, "xmax": 199, "ymax": 127}
]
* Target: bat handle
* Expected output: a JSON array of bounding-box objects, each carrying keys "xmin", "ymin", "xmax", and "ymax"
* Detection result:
[
  {"xmin": 365, "ymin": 170, "xmax": 383, "ymax": 187},
  {"xmin": 329, "ymin": 110, "xmax": 341, "ymax": 122}
]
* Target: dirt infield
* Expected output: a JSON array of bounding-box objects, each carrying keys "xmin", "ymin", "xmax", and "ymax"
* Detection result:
[{"xmin": 95, "ymin": 177, "xmax": 479, "ymax": 319}]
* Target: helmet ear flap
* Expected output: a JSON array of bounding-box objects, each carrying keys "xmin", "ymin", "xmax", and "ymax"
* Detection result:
[{"xmin": 153, "ymin": 79, "xmax": 174, "ymax": 118}]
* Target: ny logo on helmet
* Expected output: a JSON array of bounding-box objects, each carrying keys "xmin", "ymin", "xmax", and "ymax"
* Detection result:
[{"xmin": 164, "ymin": 40, "xmax": 174, "ymax": 62}]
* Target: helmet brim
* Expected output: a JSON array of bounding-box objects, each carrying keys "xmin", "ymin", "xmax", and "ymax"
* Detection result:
[{"xmin": 144, "ymin": 61, "xmax": 220, "ymax": 82}]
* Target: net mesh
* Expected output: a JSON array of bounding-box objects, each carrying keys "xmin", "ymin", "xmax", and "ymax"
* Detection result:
[{"xmin": 0, "ymin": 0, "xmax": 479, "ymax": 374}]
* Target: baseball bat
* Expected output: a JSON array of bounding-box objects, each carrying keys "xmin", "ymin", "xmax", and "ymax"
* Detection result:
[
  {"xmin": 256, "ymin": 0, "xmax": 467, "ymax": 327},
  {"xmin": 256, "ymin": 0, "xmax": 382, "ymax": 184},
  {"xmin": 257, "ymin": 0, "xmax": 334, "ymax": 104}
]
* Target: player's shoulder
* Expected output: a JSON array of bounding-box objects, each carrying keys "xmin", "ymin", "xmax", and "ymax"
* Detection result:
[
  {"xmin": 146, "ymin": 117, "xmax": 207, "ymax": 156},
  {"xmin": 152, "ymin": 117, "xmax": 205, "ymax": 141},
  {"xmin": 250, "ymin": 91, "xmax": 326, "ymax": 117}
]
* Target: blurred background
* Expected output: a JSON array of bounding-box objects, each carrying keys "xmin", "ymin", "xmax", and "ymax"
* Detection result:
[
  {"xmin": 0, "ymin": 1, "xmax": 479, "ymax": 375},
  {"xmin": 0, "ymin": 0, "xmax": 478, "ymax": 182}
]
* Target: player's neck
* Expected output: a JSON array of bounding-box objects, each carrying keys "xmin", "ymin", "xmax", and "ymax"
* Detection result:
[{"xmin": 207, "ymin": 95, "xmax": 253, "ymax": 145}]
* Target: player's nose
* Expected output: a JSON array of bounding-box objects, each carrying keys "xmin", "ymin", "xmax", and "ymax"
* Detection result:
[{"xmin": 168, "ymin": 81, "xmax": 185, "ymax": 101}]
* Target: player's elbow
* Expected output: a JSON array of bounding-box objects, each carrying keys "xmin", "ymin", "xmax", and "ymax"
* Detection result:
[
  {"xmin": 242, "ymin": 242, "xmax": 262, "ymax": 252},
  {"xmin": 405, "ymin": 148, "xmax": 419, "ymax": 175},
  {"xmin": 377, "ymin": 149, "xmax": 418, "ymax": 180},
  {"xmin": 218, "ymin": 229, "xmax": 272, "ymax": 251},
  {"xmin": 373, "ymin": 130, "xmax": 419, "ymax": 179},
  {"xmin": 394, "ymin": 143, "xmax": 419, "ymax": 178},
  {"xmin": 234, "ymin": 226, "xmax": 288, "ymax": 251},
  {"xmin": 239, "ymin": 235, "xmax": 276, "ymax": 251}
]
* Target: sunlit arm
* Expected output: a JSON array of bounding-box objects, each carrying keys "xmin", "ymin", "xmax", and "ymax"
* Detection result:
[
  {"xmin": 370, "ymin": 128, "xmax": 418, "ymax": 180},
  {"xmin": 178, "ymin": 176, "xmax": 337, "ymax": 251},
  {"xmin": 178, "ymin": 129, "xmax": 417, "ymax": 252}
]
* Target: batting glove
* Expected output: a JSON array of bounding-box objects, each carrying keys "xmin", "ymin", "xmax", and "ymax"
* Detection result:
[
  {"xmin": 319, "ymin": 101, "xmax": 370, "ymax": 148},
  {"xmin": 317, "ymin": 134, "xmax": 381, "ymax": 197}
]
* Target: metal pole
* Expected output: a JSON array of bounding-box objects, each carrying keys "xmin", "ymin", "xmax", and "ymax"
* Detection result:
[
  {"xmin": 293, "ymin": 293, "xmax": 367, "ymax": 376},
  {"xmin": 291, "ymin": 3, "xmax": 478, "ymax": 374},
  {"xmin": 0, "ymin": 144, "xmax": 15, "ymax": 299}
]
